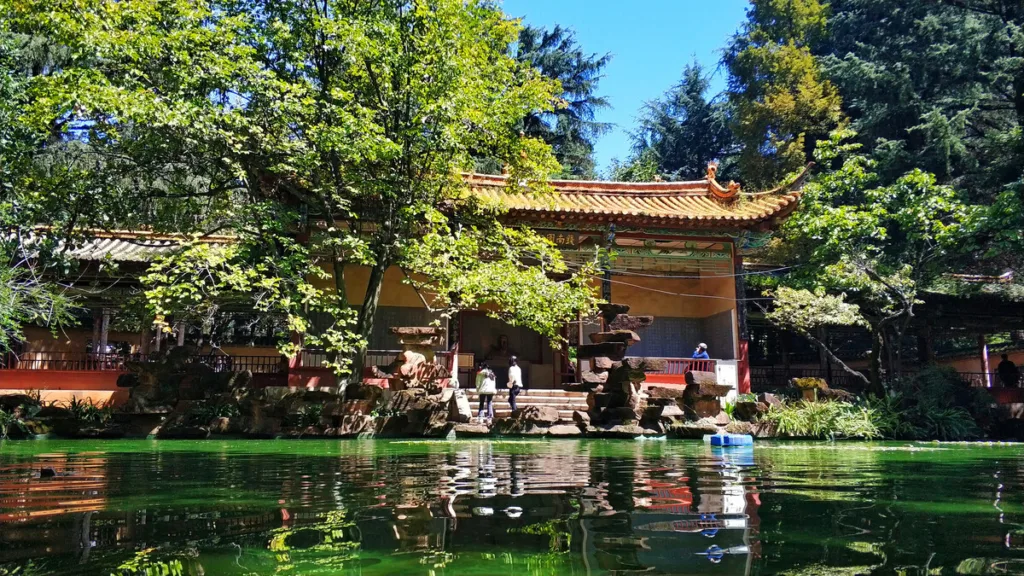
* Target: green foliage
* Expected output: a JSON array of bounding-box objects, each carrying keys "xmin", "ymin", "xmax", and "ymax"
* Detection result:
[
  {"xmin": 5, "ymin": 0, "xmax": 597, "ymax": 379},
  {"xmin": 63, "ymin": 397, "xmax": 112, "ymax": 426},
  {"xmin": 762, "ymin": 400, "xmax": 881, "ymax": 440},
  {"xmin": 627, "ymin": 63, "xmax": 735, "ymax": 181},
  {"xmin": 725, "ymin": 0, "xmax": 844, "ymax": 187},
  {"xmin": 292, "ymin": 403, "xmax": 324, "ymax": 429},
  {"xmin": 767, "ymin": 287, "xmax": 866, "ymax": 332},
  {"xmin": 189, "ymin": 400, "xmax": 240, "ymax": 425},
  {"xmin": 404, "ymin": 223, "xmax": 600, "ymax": 345},
  {"xmin": 111, "ymin": 549, "xmax": 185, "ymax": 576},
  {"xmin": 514, "ymin": 25, "xmax": 611, "ymax": 179},
  {"xmin": 0, "ymin": 408, "xmax": 22, "ymax": 439},
  {"xmin": 736, "ymin": 393, "xmax": 757, "ymax": 403},
  {"xmin": 765, "ymin": 131, "xmax": 975, "ymax": 392},
  {"xmin": 607, "ymin": 148, "xmax": 660, "ymax": 182},
  {"xmin": 512, "ymin": 518, "xmax": 573, "ymax": 553},
  {"xmin": 867, "ymin": 367, "xmax": 985, "ymax": 441}
]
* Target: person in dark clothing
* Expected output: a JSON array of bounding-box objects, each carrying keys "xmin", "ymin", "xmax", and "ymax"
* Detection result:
[{"xmin": 997, "ymin": 354, "xmax": 1021, "ymax": 388}]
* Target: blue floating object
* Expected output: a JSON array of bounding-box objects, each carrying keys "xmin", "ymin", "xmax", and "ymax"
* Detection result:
[{"xmin": 706, "ymin": 433, "xmax": 753, "ymax": 447}]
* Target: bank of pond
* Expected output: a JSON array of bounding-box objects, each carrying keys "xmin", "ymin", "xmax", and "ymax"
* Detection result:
[{"xmin": 0, "ymin": 367, "xmax": 1012, "ymax": 442}]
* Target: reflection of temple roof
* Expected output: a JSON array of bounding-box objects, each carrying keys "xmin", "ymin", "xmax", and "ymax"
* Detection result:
[{"xmin": 464, "ymin": 172, "xmax": 802, "ymax": 230}]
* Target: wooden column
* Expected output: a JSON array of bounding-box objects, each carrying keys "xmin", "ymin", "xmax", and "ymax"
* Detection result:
[
  {"xmin": 175, "ymin": 321, "xmax": 186, "ymax": 347},
  {"xmin": 153, "ymin": 325, "xmax": 163, "ymax": 352},
  {"xmin": 99, "ymin": 309, "xmax": 110, "ymax": 354},
  {"xmin": 979, "ymin": 334, "xmax": 991, "ymax": 387},
  {"xmin": 91, "ymin": 310, "xmax": 101, "ymax": 355}
]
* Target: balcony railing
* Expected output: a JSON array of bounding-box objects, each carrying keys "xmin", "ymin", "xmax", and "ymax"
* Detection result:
[
  {"xmin": 751, "ymin": 366, "xmax": 999, "ymax": 391},
  {"xmin": 1, "ymin": 350, "xmax": 455, "ymax": 375},
  {"xmin": 653, "ymin": 358, "xmax": 717, "ymax": 374},
  {"xmin": 0, "ymin": 352, "xmax": 285, "ymax": 374}
]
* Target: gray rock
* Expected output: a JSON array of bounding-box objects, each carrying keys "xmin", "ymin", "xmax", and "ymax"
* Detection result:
[
  {"xmin": 586, "ymin": 424, "xmax": 646, "ymax": 439},
  {"xmin": 515, "ymin": 405, "xmax": 559, "ymax": 426},
  {"xmin": 573, "ymin": 410, "xmax": 591, "ymax": 427},
  {"xmin": 454, "ymin": 423, "xmax": 492, "ymax": 437},
  {"xmin": 448, "ymin": 390, "xmax": 472, "ymax": 423},
  {"xmin": 668, "ymin": 417, "xmax": 720, "ymax": 439},
  {"xmin": 547, "ymin": 424, "xmax": 583, "ymax": 437},
  {"xmin": 647, "ymin": 386, "xmax": 687, "ymax": 400},
  {"xmin": 589, "ymin": 330, "xmax": 641, "ymax": 345}
]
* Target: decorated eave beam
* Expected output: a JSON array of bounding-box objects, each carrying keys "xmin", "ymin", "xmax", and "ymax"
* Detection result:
[{"xmin": 464, "ymin": 162, "xmax": 809, "ymax": 232}]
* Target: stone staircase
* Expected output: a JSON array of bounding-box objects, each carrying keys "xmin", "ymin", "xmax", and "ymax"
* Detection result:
[{"xmin": 462, "ymin": 388, "xmax": 589, "ymax": 420}]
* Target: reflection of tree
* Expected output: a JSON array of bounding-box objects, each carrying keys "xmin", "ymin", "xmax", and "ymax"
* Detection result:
[{"xmin": 267, "ymin": 510, "xmax": 359, "ymax": 574}]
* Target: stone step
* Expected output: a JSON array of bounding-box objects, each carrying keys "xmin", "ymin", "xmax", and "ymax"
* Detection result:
[
  {"xmin": 478, "ymin": 409, "xmax": 580, "ymax": 420},
  {"xmin": 462, "ymin": 397, "xmax": 585, "ymax": 405},
  {"xmin": 462, "ymin": 389, "xmax": 588, "ymax": 399},
  {"xmin": 463, "ymin": 397, "xmax": 588, "ymax": 408}
]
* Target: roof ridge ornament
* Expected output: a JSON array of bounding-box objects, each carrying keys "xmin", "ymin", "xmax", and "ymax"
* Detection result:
[{"xmin": 706, "ymin": 161, "xmax": 740, "ymax": 201}]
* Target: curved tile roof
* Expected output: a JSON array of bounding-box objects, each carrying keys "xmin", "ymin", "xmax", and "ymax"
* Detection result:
[{"xmin": 465, "ymin": 173, "xmax": 801, "ymax": 229}]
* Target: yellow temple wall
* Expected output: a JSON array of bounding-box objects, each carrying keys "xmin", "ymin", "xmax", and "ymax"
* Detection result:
[
  {"xmin": 611, "ymin": 274, "xmax": 736, "ymax": 319},
  {"xmin": 311, "ymin": 264, "xmax": 430, "ymax": 308}
]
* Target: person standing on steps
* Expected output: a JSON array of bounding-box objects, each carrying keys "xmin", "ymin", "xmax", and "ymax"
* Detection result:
[
  {"xmin": 475, "ymin": 361, "xmax": 497, "ymax": 422},
  {"xmin": 507, "ymin": 355, "xmax": 523, "ymax": 412}
]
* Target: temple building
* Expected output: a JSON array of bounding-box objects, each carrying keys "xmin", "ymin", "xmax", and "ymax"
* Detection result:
[{"xmin": 0, "ymin": 166, "xmax": 803, "ymax": 403}]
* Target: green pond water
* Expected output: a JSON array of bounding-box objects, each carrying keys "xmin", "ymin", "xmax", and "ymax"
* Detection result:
[{"xmin": 1, "ymin": 440, "xmax": 1023, "ymax": 576}]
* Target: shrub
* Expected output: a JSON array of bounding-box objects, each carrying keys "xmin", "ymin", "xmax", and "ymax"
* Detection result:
[
  {"xmin": 867, "ymin": 367, "xmax": 984, "ymax": 441},
  {"xmin": 190, "ymin": 401, "xmax": 241, "ymax": 424},
  {"xmin": 0, "ymin": 409, "xmax": 24, "ymax": 439},
  {"xmin": 761, "ymin": 400, "xmax": 880, "ymax": 440},
  {"xmin": 64, "ymin": 397, "xmax": 113, "ymax": 426}
]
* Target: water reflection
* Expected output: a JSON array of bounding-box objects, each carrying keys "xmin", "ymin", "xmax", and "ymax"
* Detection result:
[{"xmin": 0, "ymin": 440, "xmax": 1022, "ymax": 575}]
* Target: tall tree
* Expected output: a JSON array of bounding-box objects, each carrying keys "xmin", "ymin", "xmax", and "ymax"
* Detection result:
[
  {"xmin": 725, "ymin": 0, "xmax": 844, "ymax": 188},
  {"xmin": 764, "ymin": 131, "xmax": 974, "ymax": 394},
  {"xmin": 810, "ymin": 0, "xmax": 1024, "ymax": 268},
  {"xmin": 631, "ymin": 63, "xmax": 735, "ymax": 181},
  {"xmin": 514, "ymin": 25, "xmax": 611, "ymax": 179},
  {"xmin": 5, "ymin": 0, "xmax": 599, "ymax": 379}
]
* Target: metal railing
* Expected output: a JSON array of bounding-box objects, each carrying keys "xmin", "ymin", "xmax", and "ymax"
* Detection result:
[
  {"xmin": 0, "ymin": 352, "xmax": 134, "ymax": 372},
  {"xmin": 3, "ymin": 348, "xmax": 458, "ymax": 377}
]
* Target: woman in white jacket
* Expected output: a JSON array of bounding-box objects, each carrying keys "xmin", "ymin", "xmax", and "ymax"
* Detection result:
[{"xmin": 475, "ymin": 361, "xmax": 497, "ymax": 421}]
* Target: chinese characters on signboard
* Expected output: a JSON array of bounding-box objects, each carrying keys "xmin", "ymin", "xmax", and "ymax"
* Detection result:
[{"xmin": 541, "ymin": 232, "xmax": 580, "ymax": 248}]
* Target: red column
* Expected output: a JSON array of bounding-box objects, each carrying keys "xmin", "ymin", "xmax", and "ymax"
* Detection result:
[{"xmin": 738, "ymin": 339, "xmax": 751, "ymax": 394}]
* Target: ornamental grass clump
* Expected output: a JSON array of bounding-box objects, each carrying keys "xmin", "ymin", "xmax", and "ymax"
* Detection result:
[{"xmin": 762, "ymin": 400, "xmax": 881, "ymax": 440}]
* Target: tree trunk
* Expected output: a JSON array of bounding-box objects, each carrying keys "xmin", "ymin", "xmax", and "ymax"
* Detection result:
[
  {"xmin": 350, "ymin": 255, "xmax": 389, "ymax": 382},
  {"xmin": 867, "ymin": 328, "xmax": 885, "ymax": 397},
  {"xmin": 801, "ymin": 329, "xmax": 870, "ymax": 391}
]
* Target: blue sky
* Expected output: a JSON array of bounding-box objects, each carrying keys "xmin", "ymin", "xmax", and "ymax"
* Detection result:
[{"xmin": 502, "ymin": 0, "xmax": 750, "ymax": 176}]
